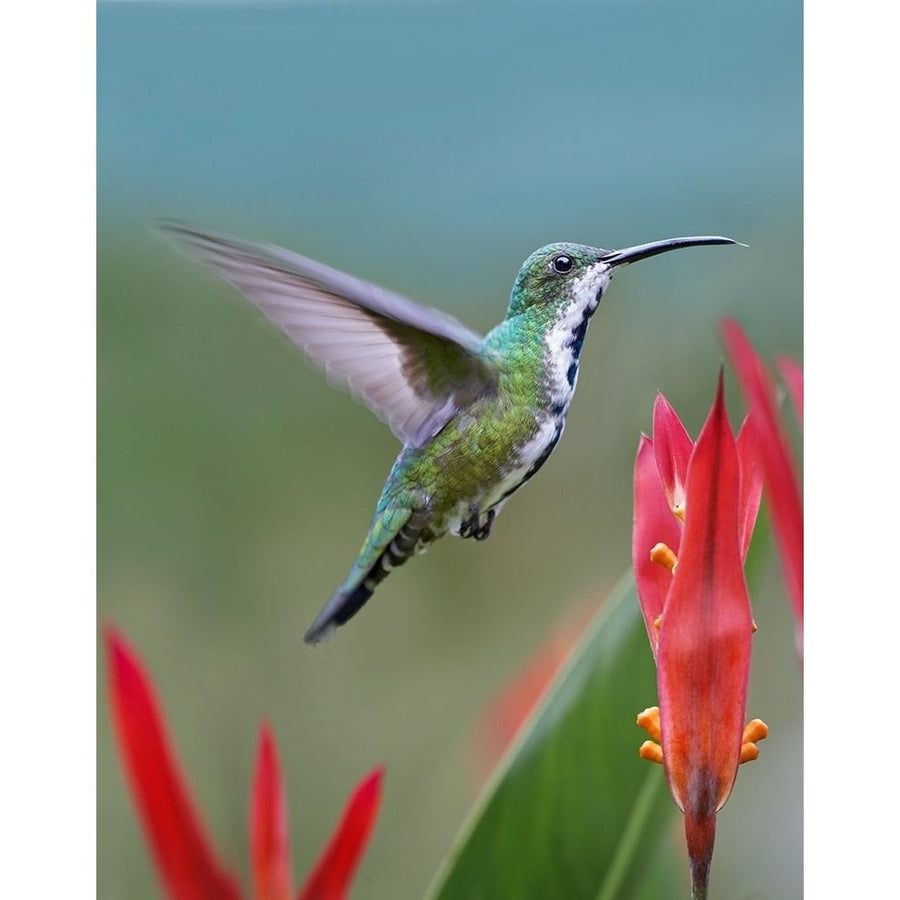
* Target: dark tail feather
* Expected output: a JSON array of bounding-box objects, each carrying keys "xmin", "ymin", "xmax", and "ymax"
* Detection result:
[
  {"xmin": 302, "ymin": 581, "xmax": 372, "ymax": 646},
  {"xmin": 303, "ymin": 507, "xmax": 431, "ymax": 645}
]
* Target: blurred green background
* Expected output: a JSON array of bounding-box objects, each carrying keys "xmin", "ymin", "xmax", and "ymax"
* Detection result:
[{"xmin": 98, "ymin": 1, "xmax": 802, "ymax": 897}]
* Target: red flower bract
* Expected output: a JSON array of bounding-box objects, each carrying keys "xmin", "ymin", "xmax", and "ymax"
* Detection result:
[
  {"xmin": 251, "ymin": 726, "xmax": 293, "ymax": 900},
  {"xmin": 633, "ymin": 432, "xmax": 682, "ymax": 658},
  {"xmin": 107, "ymin": 628, "xmax": 242, "ymax": 900},
  {"xmin": 633, "ymin": 376, "xmax": 765, "ymax": 900},
  {"xmin": 298, "ymin": 769, "xmax": 384, "ymax": 900},
  {"xmin": 105, "ymin": 627, "xmax": 383, "ymax": 900},
  {"xmin": 721, "ymin": 318, "xmax": 803, "ymax": 654}
]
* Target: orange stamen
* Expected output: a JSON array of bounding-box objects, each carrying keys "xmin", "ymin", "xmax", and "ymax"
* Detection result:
[
  {"xmin": 637, "ymin": 708, "xmax": 768, "ymax": 766},
  {"xmin": 639, "ymin": 741, "xmax": 664, "ymax": 764},
  {"xmin": 636, "ymin": 707, "xmax": 664, "ymax": 763},
  {"xmin": 742, "ymin": 719, "xmax": 769, "ymax": 744},
  {"xmin": 636, "ymin": 706, "xmax": 661, "ymax": 741},
  {"xmin": 740, "ymin": 743, "xmax": 760, "ymax": 763},
  {"xmin": 739, "ymin": 718, "xmax": 769, "ymax": 764},
  {"xmin": 649, "ymin": 542, "xmax": 678, "ymax": 573}
]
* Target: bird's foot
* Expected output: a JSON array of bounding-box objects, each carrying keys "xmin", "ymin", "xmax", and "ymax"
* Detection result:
[
  {"xmin": 460, "ymin": 505, "xmax": 495, "ymax": 541},
  {"xmin": 473, "ymin": 509, "xmax": 495, "ymax": 540}
]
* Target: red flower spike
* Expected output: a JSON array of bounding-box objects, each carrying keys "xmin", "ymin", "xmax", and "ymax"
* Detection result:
[
  {"xmin": 251, "ymin": 725, "xmax": 293, "ymax": 900},
  {"xmin": 777, "ymin": 355, "xmax": 803, "ymax": 426},
  {"xmin": 298, "ymin": 767, "xmax": 384, "ymax": 900},
  {"xmin": 105, "ymin": 628, "xmax": 242, "ymax": 900},
  {"xmin": 633, "ymin": 435, "xmax": 682, "ymax": 658},
  {"xmin": 651, "ymin": 392, "xmax": 694, "ymax": 519},
  {"xmin": 656, "ymin": 376, "xmax": 754, "ymax": 898},
  {"xmin": 721, "ymin": 319, "xmax": 803, "ymax": 645}
]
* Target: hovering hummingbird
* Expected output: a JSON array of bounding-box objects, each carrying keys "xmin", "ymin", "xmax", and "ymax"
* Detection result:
[{"xmin": 159, "ymin": 221, "xmax": 739, "ymax": 644}]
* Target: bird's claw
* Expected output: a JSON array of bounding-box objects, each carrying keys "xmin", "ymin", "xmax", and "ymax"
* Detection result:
[{"xmin": 460, "ymin": 505, "xmax": 495, "ymax": 541}]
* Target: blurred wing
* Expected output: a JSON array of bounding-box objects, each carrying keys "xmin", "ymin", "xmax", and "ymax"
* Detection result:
[{"xmin": 159, "ymin": 221, "xmax": 496, "ymax": 447}]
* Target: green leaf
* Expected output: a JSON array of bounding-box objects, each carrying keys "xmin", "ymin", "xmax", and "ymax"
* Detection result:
[{"xmin": 427, "ymin": 574, "xmax": 679, "ymax": 900}]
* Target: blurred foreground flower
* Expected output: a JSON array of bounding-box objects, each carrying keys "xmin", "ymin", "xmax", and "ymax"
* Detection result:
[
  {"xmin": 105, "ymin": 627, "xmax": 383, "ymax": 900},
  {"xmin": 633, "ymin": 378, "xmax": 768, "ymax": 899},
  {"xmin": 722, "ymin": 318, "xmax": 803, "ymax": 654},
  {"xmin": 472, "ymin": 600, "xmax": 598, "ymax": 782}
]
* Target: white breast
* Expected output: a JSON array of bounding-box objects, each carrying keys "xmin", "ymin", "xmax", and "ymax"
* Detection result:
[
  {"xmin": 446, "ymin": 263, "xmax": 613, "ymax": 537},
  {"xmin": 543, "ymin": 262, "xmax": 611, "ymax": 410}
]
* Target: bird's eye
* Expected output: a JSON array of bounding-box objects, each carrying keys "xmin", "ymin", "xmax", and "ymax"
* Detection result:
[{"xmin": 552, "ymin": 255, "xmax": 574, "ymax": 274}]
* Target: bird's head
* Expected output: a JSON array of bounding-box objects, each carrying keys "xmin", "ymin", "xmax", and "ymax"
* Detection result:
[{"xmin": 506, "ymin": 236, "xmax": 742, "ymax": 318}]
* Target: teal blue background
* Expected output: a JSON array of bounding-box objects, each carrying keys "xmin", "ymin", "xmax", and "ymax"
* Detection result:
[{"xmin": 98, "ymin": 2, "xmax": 802, "ymax": 897}]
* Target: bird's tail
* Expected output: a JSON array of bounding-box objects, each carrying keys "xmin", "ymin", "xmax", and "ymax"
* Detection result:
[{"xmin": 303, "ymin": 504, "xmax": 432, "ymax": 645}]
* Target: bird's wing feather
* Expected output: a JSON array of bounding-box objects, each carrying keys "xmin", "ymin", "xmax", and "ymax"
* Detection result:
[{"xmin": 158, "ymin": 220, "xmax": 496, "ymax": 447}]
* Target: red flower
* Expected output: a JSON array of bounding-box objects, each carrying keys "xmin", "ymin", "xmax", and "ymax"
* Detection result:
[
  {"xmin": 721, "ymin": 319, "xmax": 803, "ymax": 653},
  {"xmin": 633, "ymin": 378, "xmax": 768, "ymax": 899},
  {"xmin": 105, "ymin": 627, "xmax": 383, "ymax": 900}
]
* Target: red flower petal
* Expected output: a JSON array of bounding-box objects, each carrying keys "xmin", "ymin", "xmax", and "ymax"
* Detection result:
[
  {"xmin": 722, "ymin": 320, "xmax": 803, "ymax": 639},
  {"xmin": 735, "ymin": 414, "xmax": 764, "ymax": 561},
  {"xmin": 251, "ymin": 725, "xmax": 293, "ymax": 900},
  {"xmin": 652, "ymin": 392, "xmax": 694, "ymax": 516},
  {"xmin": 105, "ymin": 628, "xmax": 242, "ymax": 900},
  {"xmin": 656, "ymin": 377, "xmax": 753, "ymax": 893},
  {"xmin": 777, "ymin": 355, "xmax": 803, "ymax": 426},
  {"xmin": 633, "ymin": 434, "xmax": 682, "ymax": 658},
  {"xmin": 297, "ymin": 767, "xmax": 384, "ymax": 900}
]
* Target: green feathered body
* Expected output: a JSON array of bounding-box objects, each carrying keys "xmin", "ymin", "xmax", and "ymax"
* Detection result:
[{"xmin": 309, "ymin": 272, "xmax": 604, "ymax": 643}]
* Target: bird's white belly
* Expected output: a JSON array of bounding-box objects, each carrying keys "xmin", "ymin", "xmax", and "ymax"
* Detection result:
[{"xmin": 445, "ymin": 413, "xmax": 566, "ymax": 536}]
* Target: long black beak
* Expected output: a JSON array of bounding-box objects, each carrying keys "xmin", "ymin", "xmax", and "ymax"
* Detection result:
[{"xmin": 601, "ymin": 235, "xmax": 743, "ymax": 267}]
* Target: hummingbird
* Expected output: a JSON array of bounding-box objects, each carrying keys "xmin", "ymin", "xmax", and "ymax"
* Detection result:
[{"xmin": 159, "ymin": 221, "xmax": 739, "ymax": 644}]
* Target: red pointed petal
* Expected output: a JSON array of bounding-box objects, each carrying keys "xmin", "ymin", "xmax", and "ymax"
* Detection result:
[
  {"xmin": 657, "ymin": 377, "xmax": 753, "ymax": 825},
  {"xmin": 777, "ymin": 355, "xmax": 804, "ymax": 426},
  {"xmin": 735, "ymin": 414, "xmax": 764, "ymax": 561},
  {"xmin": 251, "ymin": 725, "xmax": 293, "ymax": 900},
  {"xmin": 297, "ymin": 768, "xmax": 384, "ymax": 900},
  {"xmin": 104, "ymin": 628, "xmax": 242, "ymax": 900},
  {"xmin": 722, "ymin": 320, "xmax": 803, "ymax": 636},
  {"xmin": 652, "ymin": 392, "xmax": 694, "ymax": 515},
  {"xmin": 633, "ymin": 435, "xmax": 681, "ymax": 657}
]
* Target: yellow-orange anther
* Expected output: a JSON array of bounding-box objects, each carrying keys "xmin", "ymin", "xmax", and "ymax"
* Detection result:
[
  {"xmin": 639, "ymin": 740, "xmax": 664, "ymax": 764},
  {"xmin": 636, "ymin": 706, "xmax": 661, "ymax": 741},
  {"xmin": 672, "ymin": 502, "xmax": 685, "ymax": 522},
  {"xmin": 649, "ymin": 542, "xmax": 678, "ymax": 573},
  {"xmin": 752, "ymin": 620, "xmax": 758, "ymax": 633},
  {"xmin": 653, "ymin": 615, "xmax": 662, "ymax": 629},
  {"xmin": 739, "ymin": 718, "xmax": 769, "ymax": 764},
  {"xmin": 740, "ymin": 742, "xmax": 760, "ymax": 763},
  {"xmin": 742, "ymin": 719, "xmax": 769, "ymax": 744}
]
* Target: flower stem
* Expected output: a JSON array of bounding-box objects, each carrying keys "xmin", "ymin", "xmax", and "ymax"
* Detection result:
[
  {"xmin": 690, "ymin": 866, "xmax": 709, "ymax": 900},
  {"xmin": 685, "ymin": 810, "xmax": 715, "ymax": 900}
]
